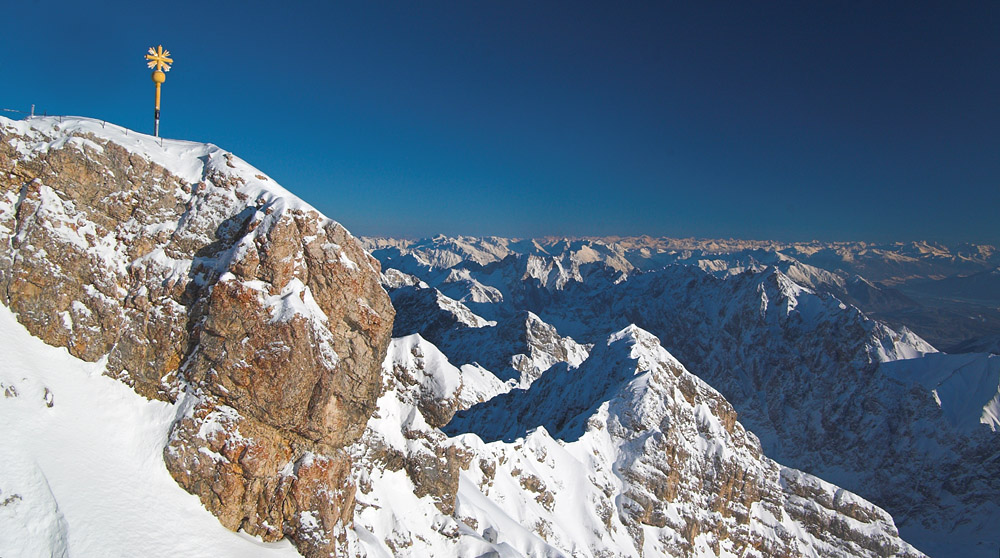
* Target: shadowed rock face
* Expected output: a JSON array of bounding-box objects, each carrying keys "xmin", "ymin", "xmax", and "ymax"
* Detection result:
[{"xmin": 0, "ymin": 117, "xmax": 394, "ymax": 557}]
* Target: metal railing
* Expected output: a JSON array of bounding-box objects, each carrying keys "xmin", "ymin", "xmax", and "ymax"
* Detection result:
[{"xmin": 3, "ymin": 106, "xmax": 60, "ymax": 121}]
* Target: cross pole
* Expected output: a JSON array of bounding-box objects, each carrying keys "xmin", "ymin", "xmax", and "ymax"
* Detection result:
[{"xmin": 145, "ymin": 45, "xmax": 173, "ymax": 137}]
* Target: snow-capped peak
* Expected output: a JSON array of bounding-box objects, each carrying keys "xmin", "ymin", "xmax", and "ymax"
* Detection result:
[{"xmin": 3, "ymin": 116, "xmax": 328, "ymax": 223}]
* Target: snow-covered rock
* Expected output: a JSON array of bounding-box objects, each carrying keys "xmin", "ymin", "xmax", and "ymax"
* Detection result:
[
  {"xmin": 352, "ymin": 325, "xmax": 923, "ymax": 557},
  {"xmin": 0, "ymin": 115, "xmax": 394, "ymax": 557}
]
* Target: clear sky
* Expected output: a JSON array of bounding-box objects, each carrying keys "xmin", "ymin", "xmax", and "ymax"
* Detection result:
[{"xmin": 2, "ymin": 1, "xmax": 998, "ymax": 243}]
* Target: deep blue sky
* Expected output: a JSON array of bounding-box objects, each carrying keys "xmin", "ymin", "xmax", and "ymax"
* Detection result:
[{"xmin": 3, "ymin": 1, "xmax": 998, "ymax": 243}]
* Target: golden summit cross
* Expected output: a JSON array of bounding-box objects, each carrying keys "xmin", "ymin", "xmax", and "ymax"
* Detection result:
[
  {"xmin": 145, "ymin": 45, "xmax": 173, "ymax": 72},
  {"xmin": 145, "ymin": 45, "xmax": 173, "ymax": 137}
]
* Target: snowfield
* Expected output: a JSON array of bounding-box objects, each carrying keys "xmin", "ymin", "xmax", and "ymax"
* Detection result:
[{"xmin": 0, "ymin": 304, "xmax": 302, "ymax": 558}]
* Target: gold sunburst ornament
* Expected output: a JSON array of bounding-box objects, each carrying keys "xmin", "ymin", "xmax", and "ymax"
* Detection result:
[{"xmin": 145, "ymin": 45, "xmax": 173, "ymax": 137}]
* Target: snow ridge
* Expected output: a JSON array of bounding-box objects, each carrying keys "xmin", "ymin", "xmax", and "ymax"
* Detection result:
[{"xmin": 352, "ymin": 323, "xmax": 922, "ymax": 557}]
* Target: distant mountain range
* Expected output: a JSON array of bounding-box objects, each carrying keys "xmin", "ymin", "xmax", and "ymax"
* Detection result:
[{"xmin": 365, "ymin": 235, "xmax": 1000, "ymax": 351}]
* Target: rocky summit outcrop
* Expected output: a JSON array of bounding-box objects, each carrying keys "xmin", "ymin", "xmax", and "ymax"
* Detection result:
[{"xmin": 0, "ymin": 116, "xmax": 393, "ymax": 556}]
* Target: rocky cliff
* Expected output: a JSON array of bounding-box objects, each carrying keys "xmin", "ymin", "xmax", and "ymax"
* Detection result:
[{"xmin": 0, "ymin": 116, "xmax": 394, "ymax": 557}]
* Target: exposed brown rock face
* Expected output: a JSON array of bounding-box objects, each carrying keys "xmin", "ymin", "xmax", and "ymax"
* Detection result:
[
  {"xmin": 163, "ymin": 397, "xmax": 357, "ymax": 554},
  {"xmin": 0, "ymin": 117, "xmax": 393, "ymax": 556}
]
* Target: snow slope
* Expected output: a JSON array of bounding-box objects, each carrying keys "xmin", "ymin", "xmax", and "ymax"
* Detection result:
[
  {"xmin": 0, "ymin": 304, "xmax": 301, "ymax": 558},
  {"xmin": 883, "ymin": 352, "xmax": 1000, "ymax": 432}
]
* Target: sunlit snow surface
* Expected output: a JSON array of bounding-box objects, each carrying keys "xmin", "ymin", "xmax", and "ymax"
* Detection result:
[
  {"xmin": 883, "ymin": 352, "xmax": 1000, "ymax": 432},
  {"xmin": 0, "ymin": 305, "xmax": 301, "ymax": 558}
]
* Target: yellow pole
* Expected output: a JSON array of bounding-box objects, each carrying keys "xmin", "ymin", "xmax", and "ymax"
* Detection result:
[
  {"xmin": 152, "ymin": 70, "xmax": 165, "ymax": 137},
  {"xmin": 145, "ymin": 45, "xmax": 172, "ymax": 137}
]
